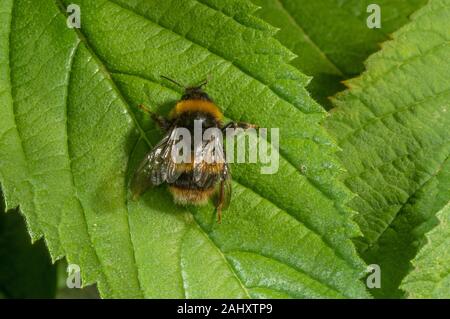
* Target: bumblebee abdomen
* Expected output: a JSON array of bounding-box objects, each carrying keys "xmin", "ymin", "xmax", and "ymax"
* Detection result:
[
  {"xmin": 168, "ymin": 169, "xmax": 221, "ymax": 205},
  {"xmin": 132, "ymin": 82, "xmax": 233, "ymax": 222},
  {"xmin": 174, "ymin": 162, "xmax": 224, "ymax": 175},
  {"xmin": 168, "ymin": 186, "xmax": 216, "ymax": 205}
]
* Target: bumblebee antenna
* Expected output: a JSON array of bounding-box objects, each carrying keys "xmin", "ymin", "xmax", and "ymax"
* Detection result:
[
  {"xmin": 195, "ymin": 74, "xmax": 211, "ymax": 88},
  {"xmin": 195, "ymin": 73, "xmax": 212, "ymax": 88},
  {"xmin": 161, "ymin": 75, "xmax": 185, "ymax": 89}
]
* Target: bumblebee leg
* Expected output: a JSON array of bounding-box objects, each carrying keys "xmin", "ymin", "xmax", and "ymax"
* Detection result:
[
  {"xmin": 216, "ymin": 180, "xmax": 225, "ymax": 224},
  {"xmin": 138, "ymin": 104, "xmax": 171, "ymax": 131},
  {"xmin": 222, "ymin": 121, "xmax": 258, "ymax": 132}
]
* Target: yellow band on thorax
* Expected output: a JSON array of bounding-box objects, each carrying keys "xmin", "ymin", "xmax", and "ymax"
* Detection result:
[{"xmin": 171, "ymin": 99, "xmax": 223, "ymax": 120}]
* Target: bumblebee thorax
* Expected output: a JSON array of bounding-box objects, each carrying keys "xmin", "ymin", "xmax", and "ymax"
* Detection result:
[{"xmin": 170, "ymin": 87, "xmax": 223, "ymax": 121}]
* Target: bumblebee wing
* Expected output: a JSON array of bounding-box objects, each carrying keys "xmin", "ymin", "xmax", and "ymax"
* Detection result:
[
  {"xmin": 129, "ymin": 128, "xmax": 181, "ymax": 199},
  {"xmin": 193, "ymin": 132, "xmax": 225, "ymax": 186}
]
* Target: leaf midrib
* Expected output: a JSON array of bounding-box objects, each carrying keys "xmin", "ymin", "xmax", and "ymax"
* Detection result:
[
  {"xmin": 193, "ymin": 223, "xmax": 252, "ymax": 298},
  {"xmin": 275, "ymin": 0, "xmax": 345, "ymax": 77},
  {"xmin": 362, "ymin": 153, "xmax": 450, "ymax": 252},
  {"xmin": 223, "ymin": 249, "xmax": 347, "ymax": 297},
  {"xmin": 6, "ymin": 0, "xmax": 42, "ymax": 245},
  {"xmin": 63, "ymin": 40, "xmax": 118, "ymax": 292},
  {"xmin": 345, "ymin": 141, "xmax": 450, "ymax": 226},
  {"xmin": 53, "ymin": 0, "xmax": 144, "ymax": 297}
]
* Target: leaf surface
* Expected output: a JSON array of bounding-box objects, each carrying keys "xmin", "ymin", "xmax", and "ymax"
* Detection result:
[
  {"xmin": 326, "ymin": 0, "xmax": 450, "ymax": 298},
  {"xmin": 0, "ymin": 0, "xmax": 368, "ymax": 298}
]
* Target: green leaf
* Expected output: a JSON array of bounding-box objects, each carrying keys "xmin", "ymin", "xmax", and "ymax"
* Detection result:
[
  {"xmin": 0, "ymin": 192, "xmax": 57, "ymax": 298},
  {"xmin": 400, "ymin": 202, "xmax": 450, "ymax": 298},
  {"xmin": 326, "ymin": 0, "xmax": 450, "ymax": 298},
  {"xmin": 251, "ymin": 0, "xmax": 427, "ymax": 107},
  {"xmin": 0, "ymin": 0, "xmax": 368, "ymax": 298}
]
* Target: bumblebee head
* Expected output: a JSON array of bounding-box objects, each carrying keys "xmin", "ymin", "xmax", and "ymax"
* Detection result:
[
  {"xmin": 161, "ymin": 76, "xmax": 212, "ymax": 101},
  {"xmin": 181, "ymin": 86, "xmax": 212, "ymax": 101}
]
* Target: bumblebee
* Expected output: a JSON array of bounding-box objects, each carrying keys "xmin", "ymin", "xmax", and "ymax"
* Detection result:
[{"xmin": 130, "ymin": 77, "xmax": 256, "ymax": 223}]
